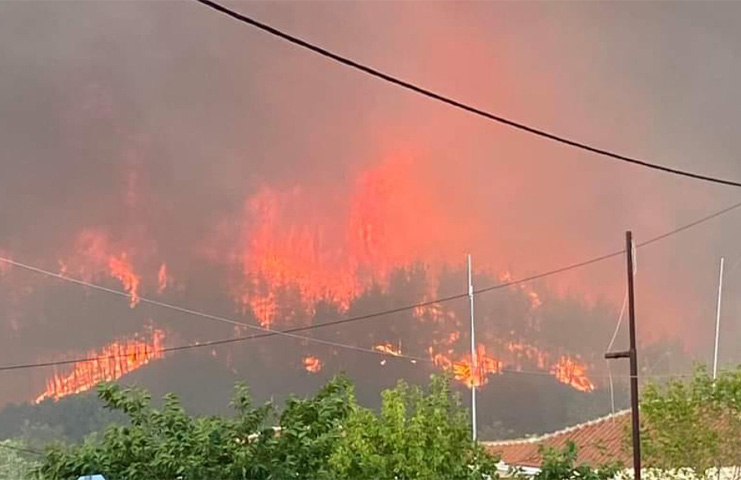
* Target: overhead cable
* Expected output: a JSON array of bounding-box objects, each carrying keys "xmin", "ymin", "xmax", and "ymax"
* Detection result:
[
  {"xmin": 193, "ymin": 0, "xmax": 741, "ymax": 189},
  {"xmin": 1, "ymin": 198, "xmax": 740, "ymax": 373}
]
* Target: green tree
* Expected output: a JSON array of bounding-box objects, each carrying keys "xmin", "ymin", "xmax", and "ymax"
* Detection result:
[
  {"xmin": 640, "ymin": 366, "xmax": 741, "ymax": 479},
  {"xmin": 36, "ymin": 375, "xmax": 498, "ymax": 480},
  {"xmin": 328, "ymin": 375, "xmax": 497, "ymax": 480},
  {"xmin": 37, "ymin": 381, "xmax": 275, "ymax": 480},
  {"xmin": 0, "ymin": 440, "xmax": 39, "ymax": 480},
  {"xmin": 532, "ymin": 441, "xmax": 619, "ymax": 480},
  {"xmin": 264, "ymin": 375, "xmax": 356, "ymax": 479}
]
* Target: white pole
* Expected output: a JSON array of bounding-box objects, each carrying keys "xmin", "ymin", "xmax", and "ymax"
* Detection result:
[
  {"xmin": 467, "ymin": 254, "xmax": 477, "ymax": 441},
  {"xmin": 713, "ymin": 257, "xmax": 725, "ymax": 380}
]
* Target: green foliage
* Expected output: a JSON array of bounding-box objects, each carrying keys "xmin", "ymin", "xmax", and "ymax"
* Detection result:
[
  {"xmin": 0, "ymin": 439, "xmax": 39, "ymax": 480},
  {"xmin": 264, "ymin": 375, "xmax": 356, "ymax": 479},
  {"xmin": 35, "ymin": 375, "xmax": 498, "ymax": 480},
  {"xmin": 533, "ymin": 441, "xmax": 619, "ymax": 480},
  {"xmin": 640, "ymin": 365, "xmax": 741, "ymax": 479},
  {"xmin": 328, "ymin": 375, "xmax": 497, "ymax": 480}
]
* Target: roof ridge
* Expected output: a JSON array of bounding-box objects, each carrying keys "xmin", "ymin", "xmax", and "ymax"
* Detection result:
[{"xmin": 483, "ymin": 409, "xmax": 630, "ymax": 447}]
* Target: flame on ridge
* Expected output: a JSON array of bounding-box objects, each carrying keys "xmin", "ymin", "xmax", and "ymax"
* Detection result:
[
  {"xmin": 157, "ymin": 263, "xmax": 169, "ymax": 294},
  {"xmin": 550, "ymin": 355, "xmax": 596, "ymax": 392},
  {"xmin": 59, "ymin": 229, "xmax": 143, "ymax": 308},
  {"xmin": 18, "ymin": 155, "xmax": 597, "ymax": 401},
  {"xmin": 374, "ymin": 342, "xmax": 403, "ymax": 367},
  {"xmin": 303, "ymin": 355, "xmax": 323, "ymax": 373},
  {"xmin": 374, "ymin": 342, "xmax": 402, "ymax": 357},
  {"xmin": 429, "ymin": 342, "xmax": 594, "ymax": 391},
  {"xmin": 108, "ymin": 253, "xmax": 140, "ymax": 307},
  {"xmin": 231, "ymin": 157, "xmax": 471, "ymax": 327},
  {"xmin": 431, "ymin": 344, "xmax": 503, "ymax": 388},
  {"xmin": 35, "ymin": 329, "xmax": 165, "ymax": 403}
]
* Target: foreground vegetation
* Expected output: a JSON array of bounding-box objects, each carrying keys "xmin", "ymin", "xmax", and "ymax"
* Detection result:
[
  {"xmin": 35, "ymin": 375, "xmax": 497, "ymax": 480},
  {"xmin": 640, "ymin": 366, "xmax": 741, "ymax": 480},
  {"xmin": 34, "ymin": 364, "xmax": 741, "ymax": 479},
  {"xmin": 0, "ymin": 440, "xmax": 38, "ymax": 480}
]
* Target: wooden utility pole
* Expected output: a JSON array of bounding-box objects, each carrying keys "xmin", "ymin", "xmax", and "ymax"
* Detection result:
[{"xmin": 605, "ymin": 231, "xmax": 641, "ymax": 480}]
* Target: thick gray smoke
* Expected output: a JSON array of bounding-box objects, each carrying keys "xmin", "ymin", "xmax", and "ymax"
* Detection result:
[{"xmin": 1, "ymin": 1, "xmax": 741, "ymax": 429}]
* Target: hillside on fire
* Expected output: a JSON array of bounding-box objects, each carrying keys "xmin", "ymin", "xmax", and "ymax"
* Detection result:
[
  {"xmin": 3, "ymin": 1, "xmax": 741, "ymax": 475},
  {"xmin": 2, "ymin": 266, "xmax": 675, "ymax": 441}
]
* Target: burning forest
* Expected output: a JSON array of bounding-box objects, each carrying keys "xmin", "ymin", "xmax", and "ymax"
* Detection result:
[
  {"xmin": 2, "ymin": 154, "xmax": 607, "ymax": 410},
  {"xmin": 2, "ymin": 0, "xmax": 730, "ymax": 440},
  {"xmin": 35, "ymin": 329, "xmax": 165, "ymax": 403}
]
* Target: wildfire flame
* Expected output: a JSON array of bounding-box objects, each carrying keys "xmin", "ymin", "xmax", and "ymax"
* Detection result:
[
  {"xmin": 16, "ymin": 155, "xmax": 600, "ymax": 404},
  {"xmin": 35, "ymin": 329, "xmax": 165, "ymax": 403},
  {"xmin": 61, "ymin": 229, "xmax": 142, "ymax": 308},
  {"xmin": 157, "ymin": 263, "xmax": 169, "ymax": 294},
  {"xmin": 232, "ymin": 157, "xmax": 472, "ymax": 327},
  {"xmin": 430, "ymin": 345, "xmax": 502, "ymax": 388},
  {"xmin": 429, "ymin": 342, "xmax": 594, "ymax": 391},
  {"xmin": 374, "ymin": 342, "xmax": 402, "ymax": 366},
  {"xmin": 550, "ymin": 355, "xmax": 596, "ymax": 392},
  {"xmin": 374, "ymin": 342, "xmax": 402, "ymax": 356},
  {"xmin": 500, "ymin": 270, "xmax": 542, "ymax": 310},
  {"xmin": 108, "ymin": 253, "xmax": 140, "ymax": 307},
  {"xmin": 507, "ymin": 341, "xmax": 549, "ymax": 370},
  {"xmin": 303, "ymin": 355, "xmax": 323, "ymax": 373}
]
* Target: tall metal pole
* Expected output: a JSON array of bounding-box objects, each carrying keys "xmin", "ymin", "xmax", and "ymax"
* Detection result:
[
  {"xmin": 605, "ymin": 231, "xmax": 641, "ymax": 480},
  {"xmin": 713, "ymin": 257, "xmax": 725, "ymax": 380},
  {"xmin": 467, "ymin": 254, "xmax": 477, "ymax": 441}
]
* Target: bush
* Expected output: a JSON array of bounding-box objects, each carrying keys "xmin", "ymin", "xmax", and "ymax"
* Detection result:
[{"xmin": 36, "ymin": 374, "xmax": 498, "ymax": 480}]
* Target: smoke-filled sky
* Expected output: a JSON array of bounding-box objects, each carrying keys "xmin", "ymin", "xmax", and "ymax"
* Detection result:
[{"xmin": 2, "ymin": 1, "xmax": 741, "ymax": 409}]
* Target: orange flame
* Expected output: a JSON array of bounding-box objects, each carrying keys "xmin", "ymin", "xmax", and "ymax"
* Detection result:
[
  {"xmin": 35, "ymin": 330, "xmax": 165, "ymax": 403},
  {"xmin": 108, "ymin": 253, "xmax": 140, "ymax": 307},
  {"xmin": 500, "ymin": 270, "xmax": 542, "ymax": 310},
  {"xmin": 374, "ymin": 342, "xmax": 402, "ymax": 356},
  {"xmin": 550, "ymin": 355, "xmax": 595, "ymax": 392},
  {"xmin": 428, "ymin": 341, "xmax": 595, "ymax": 391},
  {"xmin": 231, "ymin": 157, "xmax": 472, "ymax": 327},
  {"xmin": 374, "ymin": 342, "xmax": 402, "ymax": 366},
  {"xmin": 236, "ymin": 187, "xmax": 361, "ymax": 327},
  {"xmin": 157, "ymin": 263, "xmax": 168, "ymax": 294},
  {"xmin": 63, "ymin": 229, "xmax": 142, "ymax": 307},
  {"xmin": 302, "ymin": 355, "xmax": 323, "ymax": 373},
  {"xmin": 431, "ymin": 344, "xmax": 502, "ymax": 388},
  {"xmin": 507, "ymin": 341, "xmax": 549, "ymax": 370}
]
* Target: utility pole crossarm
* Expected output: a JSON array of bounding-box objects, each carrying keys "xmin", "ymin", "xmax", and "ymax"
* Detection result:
[{"xmin": 604, "ymin": 351, "xmax": 630, "ymax": 360}]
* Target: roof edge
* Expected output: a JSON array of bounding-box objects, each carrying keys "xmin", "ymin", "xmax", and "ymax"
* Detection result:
[{"xmin": 483, "ymin": 409, "xmax": 630, "ymax": 448}]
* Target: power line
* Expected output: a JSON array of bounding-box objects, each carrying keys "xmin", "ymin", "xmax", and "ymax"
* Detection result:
[
  {"xmin": 637, "ymin": 199, "xmax": 741, "ymax": 248},
  {"xmin": 0, "ymin": 442, "xmax": 44, "ymax": 457},
  {"xmin": 192, "ymin": 0, "xmax": 741, "ymax": 189},
  {"xmin": 0, "ymin": 257, "xmax": 442, "ymax": 367},
  {"xmin": 475, "ymin": 198, "xmax": 741, "ymax": 294},
  {"xmin": 474, "ymin": 250, "xmax": 623, "ymax": 295},
  {"xmin": 1, "ymin": 198, "xmax": 740, "ymax": 374}
]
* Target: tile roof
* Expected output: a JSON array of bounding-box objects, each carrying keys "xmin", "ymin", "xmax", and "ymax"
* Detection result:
[{"xmin": 484, "ymin": 410, "xmax": 631, "ymax": 468}]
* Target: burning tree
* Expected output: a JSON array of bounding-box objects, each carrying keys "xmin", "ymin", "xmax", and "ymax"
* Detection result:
[{"xmin": 35, "ymin": 330, "xmax": 165, "ymax": 403}]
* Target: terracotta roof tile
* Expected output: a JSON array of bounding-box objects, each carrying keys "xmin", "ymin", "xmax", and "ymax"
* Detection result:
[{"xmin": 484, "ymin": 410, "xmax": 631, "ymax": 468}]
